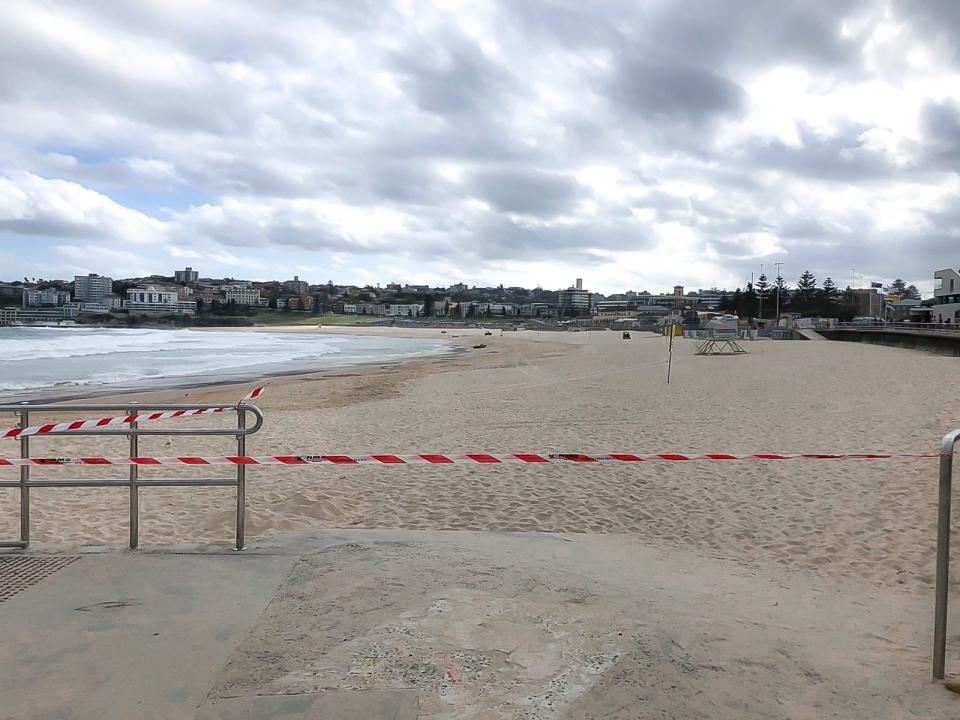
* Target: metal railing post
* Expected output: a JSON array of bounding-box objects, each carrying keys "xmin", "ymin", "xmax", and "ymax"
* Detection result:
[
  {"xmin": 933, "ymin": 428, "xmax": 960, "ymax": 680},
  {"xmin": 128, "ymin": 405, "xmax": 139, "ymax": 549},
  {"xmin": 19, "ymin": 409, "xmax": 29, "ymax": 546},
  {"xmin": 236, "ymin": 407, "xmax": 246, "ymax": 551}
]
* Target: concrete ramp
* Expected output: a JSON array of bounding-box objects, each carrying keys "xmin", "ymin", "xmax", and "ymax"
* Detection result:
[{"xmin": 797, "ymin": 328, "xmax": 826, "ymax": 340}]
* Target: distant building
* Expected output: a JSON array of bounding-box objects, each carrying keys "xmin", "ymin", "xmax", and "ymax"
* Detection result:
[
  {"xmin": 174, "ymin": 267, "xmax": 199, "ymax": 284},
  {"xmin": 557, "ymin": 280, "xmax": 591, "ymax": 316},
  {"xmin": 22, "ymin": 288, "xmax": 71, "ymax": 307},
  {"xmin": 284, "ymin": 276, "xmax": 309, "ymax": 294},
  {"xmin": 74, "ymin": 301, "xmax": 113, "ymax": 314},
  {"xmin": 889, "ymin": 298, "xmax": 921, "ymax": 322},
  {"xmin": 286, "ymin": 295, "xmax": 314, "ymax": 311},
  {"xmin": 518, "ymin": 303, "xmax": 554, "ymax": 317},
  {"xmin": 125, "ymin": 286, "xmax": 196, "ymax": 315},
  {"xmin": 695, "ymin": 288, "xmax": 735, "ymax": 310},
  {"xmin": 343, "ymin": 302, "xmax": 385, "ymax": 316},
  {"xmin": 849, "ymin": 288, "xmax": 883, "ymax": 318},
  {"xmin": 387, "ymin": 303, "xmax": 423, "ymax": 317},
  {"xmin": 195, "ymin": 290, "xmax": 224, "ymax": 305},
  {"xmin": 74, "ymin": 273, "xmax": 112, "ymax": 302},
  {"xmin": 0, "ymin": 306, "xmax": 79, "ymax": 325},
  {"xmin": 933, "ymin": 267, "xmax": 960, "ymax": 323},
  {"xmin": 225, "ymin": 287, "xmax": 262, "ymax": 306},
  {"xmin": 672, "ymin": 285, "xmax": 685, "ymax": 310},
  {"xmin": 103, "ymin": 293, "xmax": 123, "ymax": 310}
]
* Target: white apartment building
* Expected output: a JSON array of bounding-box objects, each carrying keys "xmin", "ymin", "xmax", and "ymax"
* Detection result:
[
  {"xmin": 933, "ymin": 268, "xmax": 960, "ymax": 323},
  {"xmin": 387, "ymin": 303, "xmax": 423, "ymax": 317},
  {"xmin": 224, "ymin": 287, "xmax": 262, "ymax": 306},
  {"xmin": 343, "ymin": 302, "xmax": 386, "ymax": 315},
  {"xmin": 125, "ymin": 286, "xmax": 197, "ymax": 315},
  {"xmin": 22, "ymin": 288, "xmax": 71, "ymax": 307},
  {"xmin": 74, "ymin": 273, "xmax": 113, "ymax": 302}
]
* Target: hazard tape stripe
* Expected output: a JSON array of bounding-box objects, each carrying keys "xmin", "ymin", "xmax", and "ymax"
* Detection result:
[
  {"xmin": 1, "ymin": 386, "xmax": 265, "ymax": 440},
  {"xmin": 0, "ymin": 452, "xmax": 942, "ymax": 467}
]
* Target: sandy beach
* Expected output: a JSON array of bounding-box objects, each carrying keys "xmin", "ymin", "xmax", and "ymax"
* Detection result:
[
  {"xmin": 5, "ymin": 328, "xmax": 960, "ymax": 716},
  {"xmin": 2, "ymin": 327, "xmax": 958, "ymax": 595}
]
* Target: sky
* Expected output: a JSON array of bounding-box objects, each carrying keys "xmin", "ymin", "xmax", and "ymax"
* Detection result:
[{"xmin": 1, "ymin": 0, "xmax": 959, "ymax": 295}]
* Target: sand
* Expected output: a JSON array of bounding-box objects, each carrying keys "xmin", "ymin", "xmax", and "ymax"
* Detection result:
[{"xmin": 1, "ymin": 326, "xmax": 959, "ymax": 597}]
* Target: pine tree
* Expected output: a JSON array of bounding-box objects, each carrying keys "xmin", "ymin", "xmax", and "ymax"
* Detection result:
[
  {"xmin": 725, "ymin": 289, "xmax": 742, "ymax": 315},
  {"xmin": 796, "ymin": 270, "xmax": 817, "ymax": 313},
  {"xmin": 837, "ymin": 286, "xmax": 858, "ymax": 321},
  {"xmin": 905, "ymin": 284, "xmax": 921, "ymax": 300},
  {"xmin": 756, "ymin": 274, "xmax": 770, "ymax": 318},
  {"xmin": 818, "ymin": 277, "xmax": 837, "ymax": 316},
  {"xmin": 773, "ymin": 275, "xmax": 790, "ymax": 315},
  {"xmin": 738, "ymin": 282, "xmax": 758, "ymax": 320},
  {"xmin": 889, "ymin": 278, "xmax": 907, "ymax": 296}
]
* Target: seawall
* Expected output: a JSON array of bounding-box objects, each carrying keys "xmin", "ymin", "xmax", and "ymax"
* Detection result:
[{"xmin": 819, "ymin": 329, "xmax": 960, "ymax": 356}]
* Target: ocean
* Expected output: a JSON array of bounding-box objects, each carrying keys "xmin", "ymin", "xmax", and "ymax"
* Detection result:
[{"xmin": 0, "ymin": 326, "xmax": 451, "ymax": 400}]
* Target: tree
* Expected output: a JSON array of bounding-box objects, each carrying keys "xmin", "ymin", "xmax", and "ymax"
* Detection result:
[
  {"xmin": 833, "ymin": 286, "xmax": 860, "ymax": 321},
  {"xmin": 905, "ymin": 284, "xmax": 921, "ymax": 300},
  {"xmin": 796, "ymin": 270, "xmax": 817, "ymax": 313},
  {"xmin": 719, "ymin": 290, "xmax": 739, "ymax": 314},
  {"xmin": 816, "ymin": 277, "xmax": 837, "ymax": 316},
  {"xmin": 729, "ymin": 283, "xmax": 757, "ymax": 321},
  {"xmin": 888, "ymin": 278, "xmax": 907, "ymax": 297},
  {"xmin": 773, "ymin": 275, "xmax": 790, "ymax": 315},
  {"xmin": 755, "ymin": 273, "xmax": 770, "ymax": 318}
]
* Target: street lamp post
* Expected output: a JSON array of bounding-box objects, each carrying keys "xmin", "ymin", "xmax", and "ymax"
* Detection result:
[
  {"xmin": 774, "ymin": 261, "xmax": 784, "ymax": 323},
  {"xmin": 759, "ymin": 263, "xmax": 764, "ymax": 320}
]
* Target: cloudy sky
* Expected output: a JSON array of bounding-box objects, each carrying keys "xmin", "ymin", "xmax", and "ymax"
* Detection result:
[{"xmin": 1, "ymin": 0, "xmax": 958, "ymax": 294}]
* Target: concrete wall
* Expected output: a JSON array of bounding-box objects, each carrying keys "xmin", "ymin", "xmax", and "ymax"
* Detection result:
[{"xmin": 819, "ymin": 329, "xmax": 960, "ymax": 356}]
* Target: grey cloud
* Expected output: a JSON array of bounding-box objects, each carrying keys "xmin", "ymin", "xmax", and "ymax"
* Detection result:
[
  {"xmin": 641, "ymin": 1, "xmax": 868, "ymax": 73},
  {"xmin": 0, "ymin": 218, "xmax": 95, "ymax": 238},
  {"xmin": 454, "ymin": 214, "xmax": 656, "ymax": 263},
  {"xmin": 745, "ymin": 124, "xmax": 903, "ymax": 181},
  {"xmin": 891, "ymin": 0, "xmax": 960, "ymax": 64},
  {"xmin": 468, "ymin": 169, "xmax": 584, "ymax": 216},
  {"xmin": 779, "ymin": 217, "xmax": 834, "ymax": 240},
  {"xmin": 391, "ymin": 35, "xmax": 513, "ymax": 116},
  {"xmin": 503, "ymin": 0, "xmax": 869, "ymax": 74},
  {"xmin": 606, "ymin": 54, "xmax": 745, "ymax": 124},
  {"xmin": 921, "ymin": 99, "xmax": 960, "ymax": 166}
]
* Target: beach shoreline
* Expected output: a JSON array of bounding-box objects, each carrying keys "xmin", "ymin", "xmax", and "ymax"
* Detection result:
[{"xmin": 0, "ymin": 325, "xmax": 471, "ymax": 405}]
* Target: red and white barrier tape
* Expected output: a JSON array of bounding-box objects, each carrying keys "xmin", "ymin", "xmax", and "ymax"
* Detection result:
[
  {"xmin": 0, "ymin": 452, "xmax": 941, "ymax": 467},
  {"xmin": 0, "ymin": 386, "xmax": 264, "ymax": 440}
]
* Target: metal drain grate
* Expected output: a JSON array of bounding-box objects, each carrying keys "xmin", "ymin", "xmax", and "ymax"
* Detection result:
[{"xmin": 0, "ymin": 556, "xmax": 79, "ymax": 602}]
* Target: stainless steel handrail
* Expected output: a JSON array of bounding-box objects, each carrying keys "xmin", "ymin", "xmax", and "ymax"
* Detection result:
[
  {"xmin": 0, "ymin": 402, "xmax": 263, "ymax": 551},
  {"xmin": 934, "ymin": 428, "xmax": 960, "ymax": 680},
  {"xmin": 0, "ymin": 403, "xmax": 264, "ymax": 436}
]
